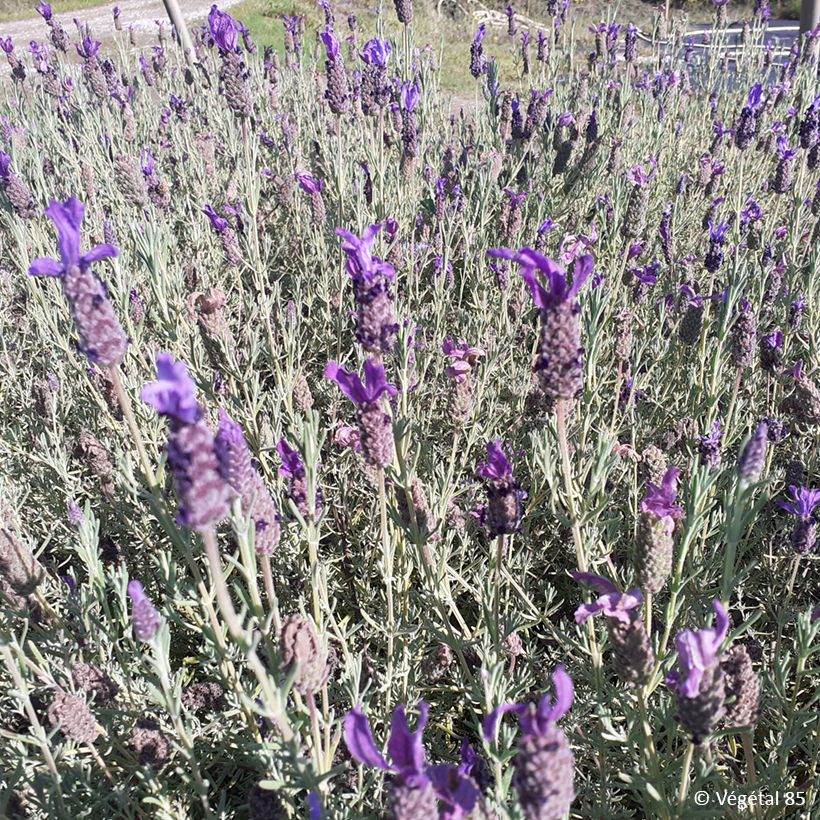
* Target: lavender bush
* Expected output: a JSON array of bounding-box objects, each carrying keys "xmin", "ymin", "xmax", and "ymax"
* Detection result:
[{"xmin": 0, "ymin": 2, "xmax": 819, "ymax": 818}]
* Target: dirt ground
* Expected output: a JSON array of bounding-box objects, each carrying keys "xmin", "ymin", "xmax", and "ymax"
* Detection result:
[{"xmin": 0, "ymin": 0, "xmax": 242, "ymax": 47}]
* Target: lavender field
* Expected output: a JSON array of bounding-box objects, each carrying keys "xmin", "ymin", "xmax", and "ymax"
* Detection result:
[{"xmin": 0, "ymin": 1, "xmax": 819, "ymax": 817}]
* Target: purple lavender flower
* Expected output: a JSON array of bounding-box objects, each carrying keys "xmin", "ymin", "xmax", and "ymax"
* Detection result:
[
  {"xmin": 321, "ymin": 28, "xmax": 349, "ymax": 115},
  {"xmin": 624, "ymin": 23, "xmax": 637, "ymax": 62},
  {"xmin": 759, "ymin": 330, "xmax": 783, "ymax": 372},
  {"xmin": 361, "ymin": 37, "xmax": 390, "ymax": 67},
  {"xmin": 777, "ymin": 486, "xmax": 820, "ymax": 554},
  {"xmin": 202, "ymin": 204, "xmax": 243, "ymax": 267},
  {"xmin": 142, "ymin": 354, "xmax": 231, "ymax": 530},
  {"xmin": 282, "ymin": 15, "xmax": 302, "ymax": 64},
  {"xmin": 325, "ymin": 359, "xmax": 398, "ymax": 468},
  {"xmin": 0, "ymin": 150, "xmax": 36, "ymax": 218},
  {"xmin": 626, "ymin": 156, "xmax": 657, "ymax": 187},
  {"xmin": 75, "ymin": 36, "xmax": 101, "ymax": 60},
  {"xmin": 295, "ymin": 171, "xmax": 327, "ymax": 225},
  {"xmin": 128, "ymin": 580, "xmax": 161, "ymax": 642},
  {"xmin": 643, "ymin": 467, "xmax": 683, "ymax": 521},
  {"xmin": 735, "ymin": 84, "xmax": 763, "ymax": 150},
  {"xmin": 470, "ymin": 24, "xmax": 487, "ymax": 78},
  {"xmin": 393, "ymin": 0, "xmax": 413, "ymax": 25},
  {"xmin": 477, "ymin": 441, "xmax": 524, "ymax": 537},
  {"xmin": 572, "ymin": 573, "xmax": 642, "ymax": 624},
  {"xmin": 345, "ymin": 702, "xmax": 479, "ymax": 817},
  {"xmin": 360, "ymin": 39, "xmax": 391, "ymax": 113},
  {"xmin": 772, "ymin": 137, "xmax": 797, "ymax": 194},
  {"xmin": 799, "ymin": 92, "xmax": 820, "ymax": 151},
  {"xmin": 67, "ymin": 499, "xmax": 84, "ymax": 527},
  {"xmin": 337, "ymin": 224, "xmax": 398, "ymax": 354},
  {"xmin": 667, "ymin": 602, "xmax": 729, "ymax": 698},
  {"xmin": 736, "ymin": 421, "xmax": 768, "ymax": 483},
  {"xmin": 483, "ymin": 666, "xmax": 575, "ymax": 819},
  {"xmin": 505, "ymin": 3, "xmax": 516, "ymax": 36},
  {"xmin": 698, "ymin": 421, "xmax": 723, "ymax": 472},
  {"xmin": 572, "ymin": 572, "xmax": 655, "ymax": 686},
  {"xmin": 489, "ymin": 248, "xmax": 592, "ymax": 405},
  {"xmin": 442, "ymin": 338, "xmax": 485, "ymax": 381},
  {"xmin": 666, "ymin": 600, "xmax": 729, "ymax": 743},
  {"xmin": 631, "ymin": 259, "xmax": 660, "ymax": 303},
  {"xmin": 705, "ymin": 220, "xmax": 729, "ymax": 273},
  {"xmin": 28, "ymin": 198, "xmax": 127, "ymax": 368},
  {"xmin": 635, "ymin": 467, "xmax": 683, "ymax": 594},
  {"xmin": 789, "ymin": 294, "xmax": 807, "ymax": 330},
  {"xmin": 208, "ymin": 4, "xmax": 238, "ymax": 53},
  {"xmin": 277, "ymin": 438, "xmax": 321, "ymax": 519},
  {"xmin": 215, "ymin": 410, "xmax": 280, "ymax": 555}
]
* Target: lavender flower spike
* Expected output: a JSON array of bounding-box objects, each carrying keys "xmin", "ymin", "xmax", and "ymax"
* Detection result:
[
  {"xmin": 215, "ymin": 410, "xmax": 281, "ymax": 556},
  {"xmin": 478, "ymin": 440, "xmax": 524, "ymax": 537},
  {"xmin": 777, "ymin": 485, "xmax": 820, "ymax": 555},
  {"xmin": 336, "ymin": 224, "xmax": 397, "ymax": 354},
  {"xmin": 278, "ymin": 438, "xmax": 321, "ymax": 518},
  {"xmin": 142, "ymin": 354, "xmax": 231, "ymax": 530},
  {"xmin": 736, "ymin": 421, "xmax": 768, "ymax": 483},
  {"xmin": 29, "ymin": 198, "xmax": 127, "ymax": 368},
  {"xmin": 572, "ymin": 573, "xmax": 655, "ymax": 686},
  {"xmin": 635, "ymin": 467, "xmax": 683, "ymax": 595},
  {"xmin": 666, "ymin": 600, "xmax": 729, "ymax": 742},
  {"xmin": 344, "ymin": 702, "xmax": 479, "ymax": 817},
  {"xmin": 128, "ymin": 580, "xmax": 161, "ymax": 642},
  {"xmin": 488, "ymin": 248, "xmax": 593, "ymax": 405},
  {"xmin": 484, "ymin": 666, "xmax": 575, "ymax": 819},
  {"xmin": 325, "ymin": 359, "xmax": 398, "ymax": 467}
]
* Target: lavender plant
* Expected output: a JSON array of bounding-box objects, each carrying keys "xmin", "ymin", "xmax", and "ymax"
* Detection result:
[{"xmin": 1, "ymin": 1, "xmax": 819, "ymax": 817}]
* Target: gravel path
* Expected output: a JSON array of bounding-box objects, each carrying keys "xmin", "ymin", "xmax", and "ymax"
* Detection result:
[{"xmin": 1, "ymin": 0, "xmax": 242, "ymax": 45}]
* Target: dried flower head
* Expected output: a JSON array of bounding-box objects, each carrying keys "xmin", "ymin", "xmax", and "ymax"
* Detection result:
[{"xmin": 279, "ymin": 614, "xmax": 328, "ymax": 695}]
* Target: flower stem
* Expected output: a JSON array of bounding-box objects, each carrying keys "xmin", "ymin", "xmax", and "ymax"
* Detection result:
[
  {"xmin": 678, "ymin": 742, "xmax": 695, "ymax": 806},
  {"xmin": 493, "ymin": 534, "xmax": 504, "ymax": 644},
  {"xmin": 108, "ymin": 366, "xmax": 157, "ymax": 490},
  {"xmin": 555, "ymin": 399, "xmax": 586, "ymax": 573},
  {"xmin": 378, "ymin": 468, "xmax": 395, "ymax": 711},
  {"xmin": 261, "ymin": 555, "xmax": 281, "ymax": 633},
  {"xmin": 151, "ymin": 634, "xmax": 214, "ymax": 819}
]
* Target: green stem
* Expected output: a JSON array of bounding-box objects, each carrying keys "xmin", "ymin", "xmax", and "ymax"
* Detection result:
[
  {"xmin": 378, "ymin": 468, "xmax": 395, "ymax": 710},
  {"xmin": 109, "ymin": 366, "xmax": 157, "ymax": 490},
  {"xmin": 493, "ymin": 534, "xmax": 505, "ymax": 646},
  {"xmin": 678, "ymin": 742, "xmax": 695, "ymax": 806}
]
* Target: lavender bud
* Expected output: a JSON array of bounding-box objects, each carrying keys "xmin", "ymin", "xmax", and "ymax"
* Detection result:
[
  {"xmin": 128, "ymin": 580, "xmax": 161, "ymax": 642},
  {"xmin": 279, "ymin": 614, "xmax": 328, "ymax": 695},
  {"xmin": 393, "ymin": 0, "xmax": 413, "ymax": 24},
  {"xmin": 48, "ymin": 691, "xmax": 99, "ymax": 744},
  {"xmin": 721, "ymin": 645, "xmax": 760, "ymax": 728},
  {"xmin": 675, "ymin": 663, "xmax": 725, "ymax": 744},
  {"xmin": 71, "ymin": 662, "xmax": 119, "ymax": 704},
  {"xmin": 736, "ymin": 422, "xmax": 768, "ymax": 483},
  {"xmin": 357, "ymin": 401, "xmax": 394, "ymax": 468},
  {"xmin": 131, "ymin": 717, "xmax": 170, "ymax": 766}
]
